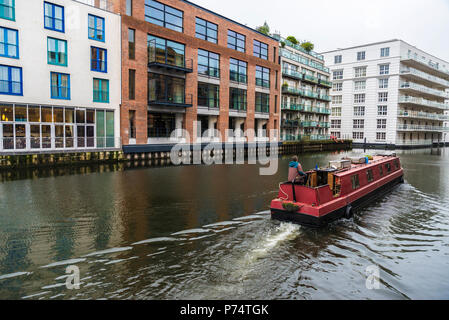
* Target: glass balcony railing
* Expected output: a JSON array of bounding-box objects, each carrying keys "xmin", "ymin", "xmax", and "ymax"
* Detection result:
[
  {"xmin": 282, "ymin": 134, "xmax": 302, "ymax": 141},
  {"xmin": 281, "ymin": 103, "xmax": 304, "ymax": 111},
  {"xmin": 282, "ymin": 119, "xmax": 299, "ymax": 127},
  {"xmin": 149, "ymin": 93, "xmax": 193, "ymax": 107},
  {"xmin": 397, "ymin": 124, "xmax": 449, "ymax": 132},
  {"xmin": 302, "ymin": 90, "xmax": 319, "ymax": 99},
  {"xmin": 318, "ymin": 79, "xmax": 332, "ymax": 88},
  {"xmin": 280, "ymin": 48, "xmax": 330, "ymax": 73},
  {"xmin": 301, "ymin": 121, "xmax": 319, "ymax": 128},
  {"xmin": 302, "ymin": 134, "xmax": 331, "ymax": 141},
  {"xmin": 402, "ymin": 53, "xmax": 449, "ymax": 77},
  {"xmin": 397, "ymin": 110, "xmax": 448, "ymax": 121},
  {"xmin": 318, "ymin": 94, "xmax": 331, "ymax": 102},
  {"xmin": 399, "ymin": 81, "xmax": 449, "ymax": 99},
  {"xmin": 398, "ymin": 95, "xmax": 448, "ymax": 110},
  {"xmin": 282, "ymin": 86, "xmax": 303, "ymax": 96},
  {"xmin": 282, "ymin": 68, "xmax": 303, "ymax": 80},
  {"xmin": 279, "ymin": 37, "xmax": 324, "ymax": 61},
  {"xmin": 303, "ymin": 74, "xmax": 318, "ymax": 83},
  {"xmin": 400, "ymin": 66, "xmax": 449, "ymax": 88}
]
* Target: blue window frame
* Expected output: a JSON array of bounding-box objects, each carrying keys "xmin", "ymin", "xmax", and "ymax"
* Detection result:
[
  {"xmin": 93, "ymin": 78, "xmax": 109, "ymax": 103},
  {"xmin": 88, "ymin": 14, "xmax": 105, "ymax": 42},
  {"xmin": 44, "ymin": 2, "xmax": 65, "ymax": 33},
  {"xmin": 91, "ymin": 47, "xmax": 107, "ymax": 73},
  {"xmin": 0, "ymin": 0, "xmax": 15, "ymax": 21},
  {"xmin": 51, "ymin": 72, "xmax": 70, "ymax": 100},
  {"xmin": 0, "ymin": 64, "xmax": 22, "ymax": 95},
  {"xmin": 47, "ymin": 37, "xmax": 67, "ymax": 66},
  {"xmin": 0, "ymin": 26, "xmax": 18, "ymax": 58}
]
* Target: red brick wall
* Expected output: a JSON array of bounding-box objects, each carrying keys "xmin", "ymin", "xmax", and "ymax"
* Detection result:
[{"xmin": 114, "ymin": 0, "xmax": 280, "ymax": 144}]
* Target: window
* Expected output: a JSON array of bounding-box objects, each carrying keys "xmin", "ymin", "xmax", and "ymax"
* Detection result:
[
  {"xmin": 93, "ymin": 78, "xmax": 109, "ymax": 103},
  {"xmin": 378, "ymin": 105, "xmax": 387, "ymax": 116},
  {"xmin": 379, "ymin": 64, "xmax": 389, "ymax": 75},
  {"xmin": 353, "ymin": 132, "xmax": 364, "ymax": 140},
  {"xmin": 198, "ymin": 82, "xmax": 219, "ymax": 108},
  {"xmin": 126, "ymin": 0, "xmax": 132, "ymax": 16},
  {"xmin": 128, "ymin": 29, "xmax": 135, "ymax": 60},
  {"xmin": 229, "ymin": 88, "xmax": 247, "ymax": 111},
  {"xmin": 379, "ymin": 78, "xmax": 388, "ymax": 89},
  {"xmin": 367, "ymin": 169, "xmax": 374, "ymax": 182},
  {"xmin": 378, "ymin": 92, "xmax": 388, "ymax": 102},
  {"xmin": 334, "ymin": 55, "xmax": 342, "ymax": 64},
  {"xmin": 351, "ymin": 174, "xmax": 360, "ymax": 189},
  {"xmin": 354, "ymin": 106, "xmax": 365, "ymax": 117},
  {"xmin": 379, "ymin": 165, "xmax": 384, "ymax": 176},
  {"xmin": 386, "ymin": 163, "xmax": 391, "ymax": 173},
  {"xmin": 333, "ymin": 82, "xmax": 342, "ymax": 91},
  {"xmin": 51, "ymin": 72, "xmax": 70, "ymax": 99},
  {"xmin": 44, "ymin": 2, "xmax": 64, "ymax": 33},
  {"xmin": 377, "ymin": 119, "xmax": 387, "ymax": 129},
  {"xmin": 91, "ymin": 47, "xmax": 107, "ymax": 72},
  {"xmin": 331, "ymin": 132, "xmax": 341, "ymax": 139},
  {"xmin": 256, "ymin": 66, "xmax": 270, "ymax": 88},
  {"xmin": 198, "ymin": 49, "xmax": 219, "ymax": 78},
  {"xmin": 0, "ymin": 0, "xmax": 15, "ymax": 21},
  {"xmin": 129, "ymin": 69, "xmax": 135, "ymax": 100},
  {"xmin": 0, "ymin": 65, "xmax": 22, "ymax": 95},
  {"xmin": 354, "ymin": 80, "xmax": 366, "ymax": 91},
  {"xmin": 331, "ymin": 107, "xmax": 341, "ymax": 117},
  {"xmin": 253, "ymin": 39, "xmax": 268, "ymax": 60},
  {"xmin": 227, "ymin": 30, "xmax": 245, "ymax": 52},
  {"xmin": 357, "ymin": 51, "xmax": 365, "ymax": 61},
  {"xmin": 129, "ymin": 110, "xmax": 136, "ymax": 138},
  {"xmin": 88, "ymin": 14, "xmax": 105, "ymax": 42},
  {"xmin": 376, "ymin": 132, "xmax": 386, "ymax": 140},
  {"xmin": 394, "ymin": 160, "xmax": 399, "ymax": 169},
  {"xmin": 149, "ymin": 73, "xmax": 186, "ymax": 104},
  {"xmin": 47, "ymin": 37, "xmax": 67, "ymax": 66},
  {"xmin": 354, "ymin": 94, "xmax": 365, "ymax": 103},
  {"xmin": 230, "ymin": 58, "xmax": 247, "ymax": 83},
  {"xmin": 333, "ymin": 70, "xmax": 343, "ymax": 80},
  {"xmin": 148, "ymin": 35, "xmax": 185, "ymax": 68},
  {"xmin": 355, "ymin": 66, "xmax": 367, "ymax": 78},
  {"xmin": 332, "ymin": 95, "xmax": 342, "ymax": 105},
  {"xmin": 0, "ymin": 27, "xmax": 18, "ymax": 59},
  {"xmin": 195, "ymin": 17, "xmax": 217, "ymax": 43},
  {"xmin": 255, "ymin": 92, "xmax": 269, "ymax": 113},
  {"xmin": 353, "ymin": 119, "xmax": 364, "ymax": 129},
  {"xmin": 145, "ymin": 0, "xmax": 183, "ymax": 33},
  {"xmin": 331, "ymin": 119, "xmax": 341, "ymax": 129},
  {"xmin": 381, "ymin": 47, "xmax": 390, "ymax": 57}
]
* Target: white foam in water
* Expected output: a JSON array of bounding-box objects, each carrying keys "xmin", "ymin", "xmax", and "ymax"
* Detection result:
[
  {"xmin": 132, "ymin": 237, "xmax": 179, "ymax": 245},
  {"xmin": 0, "ymin": 271, "xmax": 32, "ymax": 280},
  {"xmin": 233, "ymin": 215, "xmax": 265, "ymax": 221},
  {"xmin": 203, "ymin": 221, "xmax": 241, "ymax": 228},
  {"xmin": 84, "ymin": 247, "xmax": 133, "ymax": 257},
  {"xmin": 171, "ymin": 228, "xmax": 210, "ymax": 236},
  {"xmin": 40, "ymin": 258, "xmax": 86, "ymax": 269}
]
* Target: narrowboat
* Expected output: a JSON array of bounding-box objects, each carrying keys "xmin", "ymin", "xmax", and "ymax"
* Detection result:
[{"xmin": 270, "ymin": 154, "xmax": 404, "ymax": 227}]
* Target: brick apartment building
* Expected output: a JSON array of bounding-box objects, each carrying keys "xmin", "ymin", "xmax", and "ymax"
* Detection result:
[{"xmin": 112, "ymin": 0, "xmax": 280, "ymax": 149}]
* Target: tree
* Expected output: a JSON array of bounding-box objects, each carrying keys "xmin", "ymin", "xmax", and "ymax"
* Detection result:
[
  {"xmin": 286, "ymin": 36, "xmax": 298, "ymax": 45},
  {"xmin": 256, "ymin": 21, "xmax": 270, "ymax": 36},
  {"xmin": 301, "ymin": 41, "xmax": 314, "ymax": 52}
]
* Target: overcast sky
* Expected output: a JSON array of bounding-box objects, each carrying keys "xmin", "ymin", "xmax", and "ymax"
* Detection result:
[{"xmin": 191, "ymin": 0, "xmax": 449, "ymax": 62}]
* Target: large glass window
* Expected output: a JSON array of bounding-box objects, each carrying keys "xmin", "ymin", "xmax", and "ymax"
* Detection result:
[
  {"xmin": 91, "ymin": 47, "xmax": 107, "ymax": 73},
  {"xmin": 128, "ymin": 29, "xmax": 135, "ymax": 60},
  {"xmin": 230, "ymin": 58, "xmax": 247, "ymax": 83},
  {"xmin": 198, "ymin": 82, "xmax": 219, "ymax": 108},
  {"xmin": 253, "ymin": 39, "xmax": 268, "ymax": 60},
  {"xmin": 229, "ymin": 88, "xmax": 247, "ymax": 111},
  {"xmin": 0, "ymin": 0, "xmax": 15, "ymax": 21},
  {"xmin": 148, "ymin": 35, "xmax": 185, "ymax": 68},
  {"xmin": 47, "ymin": 37, "xmax": 67, "ymax": 66},
  {"xmin": 51, "ymin": 72, "xmax": 70, "ymax": 99},
  {"xmin": 147, "ymin": 112, "xmax": 176, "ymax": 138},
  {"xmin": 148, "ymin": 73, "xmax": 186, "ymax": 104},
  {"xmin": 145, "ymin": 0, "xmax": 183, "ymax": 33},
  {"xmin": 255, "ymin": 92, "xmax": 269, "ymax": 113},
  {"xmin": 195, "ymin": 17, "xmax": 217, "ymax": 43},
  {"xmin": 0, "ymin": 64, "xmax": 22, "ymax": 95},
  {"xmin": 198, "ymin": 49, "xmax": 219, "ymax": 78},
  {"xmin": 255, "ymin": 65, "xmax": 270, "ymax": 88},
  {"xmin": 0, "ymin": 27, "xmax": 18, "ymax": 58},
  {"xmin": 93, "ymin": 78, "xmax": 109, "ymax": 103},
  {"xmin": 227, "ymin": 30, "xmax": 245, "ymax": 52},
  {"xmin": 44, "ymin": 2, "xmax": 64, "ymax": 33},
  {"xmin": 88, "ymin": 14, "xmax": 105, "ymax": 42}
]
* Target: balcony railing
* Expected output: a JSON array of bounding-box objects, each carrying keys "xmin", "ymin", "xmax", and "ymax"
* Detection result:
[
  {"xmin": 282, "ymin": 134, "xmax": 302, "ymax": 141},
  {"xmin": 397, "ymin": 124, "xmax": 449, "ymax": 132},
  {"xmin": 399, "ymin": 81, "xmax": 449, "ymax": 99},
  {"xmin": 281, "ymin": 103, "xmax": 304, "ymax": 111},
  {"xmin": 397, "ymin": 110, "xmax": 448, "ymax": 121},
  {"xmin": 318, "ymin": 94, "xmax": 331, "ymax": 102},
  {"xmin": 282, "ymin": 86, "xmax": 303, "ymax": 96},
  {"xmin": 279, "ymin": 37, "xmax": 324, "ymax": 61},
  {"xmin": 318, "ymin": 79, "xmax": 332, "ymax": 88},
  {"xmin": 149, "ymin": 93, "xmax": 193, "ymax": 107},
  {"xmin": 280, "ymin": 48, "xmax": 330, "ymax": 73},
  {"xmin": 401, "ymin": 53, "xmax": 449, "ymax": 78},
  {"xmin": 400, "ymin": 67, "xmax": 449, "ymax": 88},
  {"xmin": 396, "ymin": 139, "xmax": 435, "ymax": 146},
  {"xmin": 282, "ymin": 68, "xmax": 303, "ymax": 80},
  {"xmin": 398, "ymin": 95, "xmax": 448, "ymax": 110},
  {"xmin": 282, "ymin": 119, "xmax": 299, "ymax": 127}
]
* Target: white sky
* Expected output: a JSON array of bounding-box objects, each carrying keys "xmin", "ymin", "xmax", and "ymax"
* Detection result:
[{"xmin": 190, "ymin": 0, "xmax": 449, "ymax": 62}]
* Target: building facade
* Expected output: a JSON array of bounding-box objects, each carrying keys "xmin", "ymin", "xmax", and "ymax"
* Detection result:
[
  {"xmin": 113, "ymin": 0, "xmax": 280, "ymax": 148},
  {"xmin": 0, "ymin": 0, "xmax": 121, "ymax": 154},
  {"xmin": 322, "ymin": 40, "xmax": 449, "ymax": 148},
  {"xmin": 278, "ymin": 37, "xmax": 331, "ymax": 141}
]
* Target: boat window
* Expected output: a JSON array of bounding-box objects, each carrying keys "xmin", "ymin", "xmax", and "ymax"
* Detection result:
[
  {"xmin": 386, "ymin": 163, "xmax": 391, "ymax": 173},
  {"xmin": 379, "ymin": 165, "xmax": 384, "ymax": 176},
  {"xmin": 351, "ymin": 174, "xmax": 360, "ymax": 190},
  {"xmin": 394, "ymin": 160, "xmax": 399, "ymax": 169},
  {"xmin": 366, "ymin": 169, "xmax": 374, "ymax": 182}
]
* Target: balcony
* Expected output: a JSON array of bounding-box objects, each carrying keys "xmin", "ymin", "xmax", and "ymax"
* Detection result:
[
  {"xmin": 398, "ymin": 96, "xmax": 448, "ymax": 110},
  {"xmin": 303, "ymin": 134, "xmax": 331, "ymax": 141},
  {"xmin": 401, "ymin": 53, "xmax": 449, "ymax": 80},
  {"xmin": 282, "ymin": 68, "xmax": 303, "ymax": 80},
  {"xmin": 282, "ymin": 86, "xmax": 303, "ymax": 96},
  {"xmin": 279, "ymin": 37, "xmax": 324, "ymax": 61},
  {"xmin": 318, "ymin": 79, "xmax": 332, "ymax": 88},
  {"xmin": 148, "ymin": 43, "xmax": 193, "ymax": 73},
  {"xmin": 400, "ymin": 67, "xmax": 449, "ymax": 88},
  {"xmin": 301, "ymin": 121, "xmax": 318, "ymax": 128},
  {"xmin": 396, "ymin": 139, "xmax": 434, "ymax": 146},
  {"xmin": 282, "ymin": 134, "xmax": 302, "ymax": 141},
  {"xmin": 399, "ymin": 81, "xmax": 449, "ymax": 100},
  {"xmin": 302, "ymin": 89, "xmax": 319, "ymax": 99},
  {"xmin": 149, "ymin": 94, "xmax": 193, "ymax": 108},
  {"xmin": 317, "ymin": 94, "xmax": 331, "ymax": 102},
  {"xmin": 302, "ymin": 74, "xmax": 319, "ymax": 84},
  {"xmin": 397, "ymin": 110, "xmax": 448, "ymax": 121},
  {"xmin": 397, "ymin": 124, "xmax": 448, "ymax": 132},
  {"xmin": 282, "ymin": 119, "xmax": 299, "ymax": 127},
  {"xmin": 280, "ymin": 49, "xmax": 330, "ymax": 73},
  {"xmin": 282, "ymin": 103, "xmax": 304, "ymax": 111}
]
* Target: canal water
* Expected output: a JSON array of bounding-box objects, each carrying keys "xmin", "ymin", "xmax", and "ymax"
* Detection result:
[{"xmin": 0, "ymin": 148, "xmax": 449, "ymax": 300}]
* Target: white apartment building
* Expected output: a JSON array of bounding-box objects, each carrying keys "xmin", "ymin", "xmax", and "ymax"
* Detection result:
[
  {"xmin": 322, "ymin": 40, "xmax": 449, "ymax": 148},
  {"xmin": 278, "ymin": 37, "xmax": 331, "ymax": 141},
  {"xmin": 0, "ymin": 0, "xmax": 121, "ymax": 154}
]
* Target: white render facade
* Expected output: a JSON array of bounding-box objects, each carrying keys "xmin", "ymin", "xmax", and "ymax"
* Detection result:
[
  {"xmin": 0, "ymin": 0, "xmax": 121, "ymax": 153},
  {"xmin": 322, "ymin": 39, "xmax": 449, "ymax": 148},
  {"xmin": 278, "ymin": 38, "xmax": 331, "ymax": 142}
]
